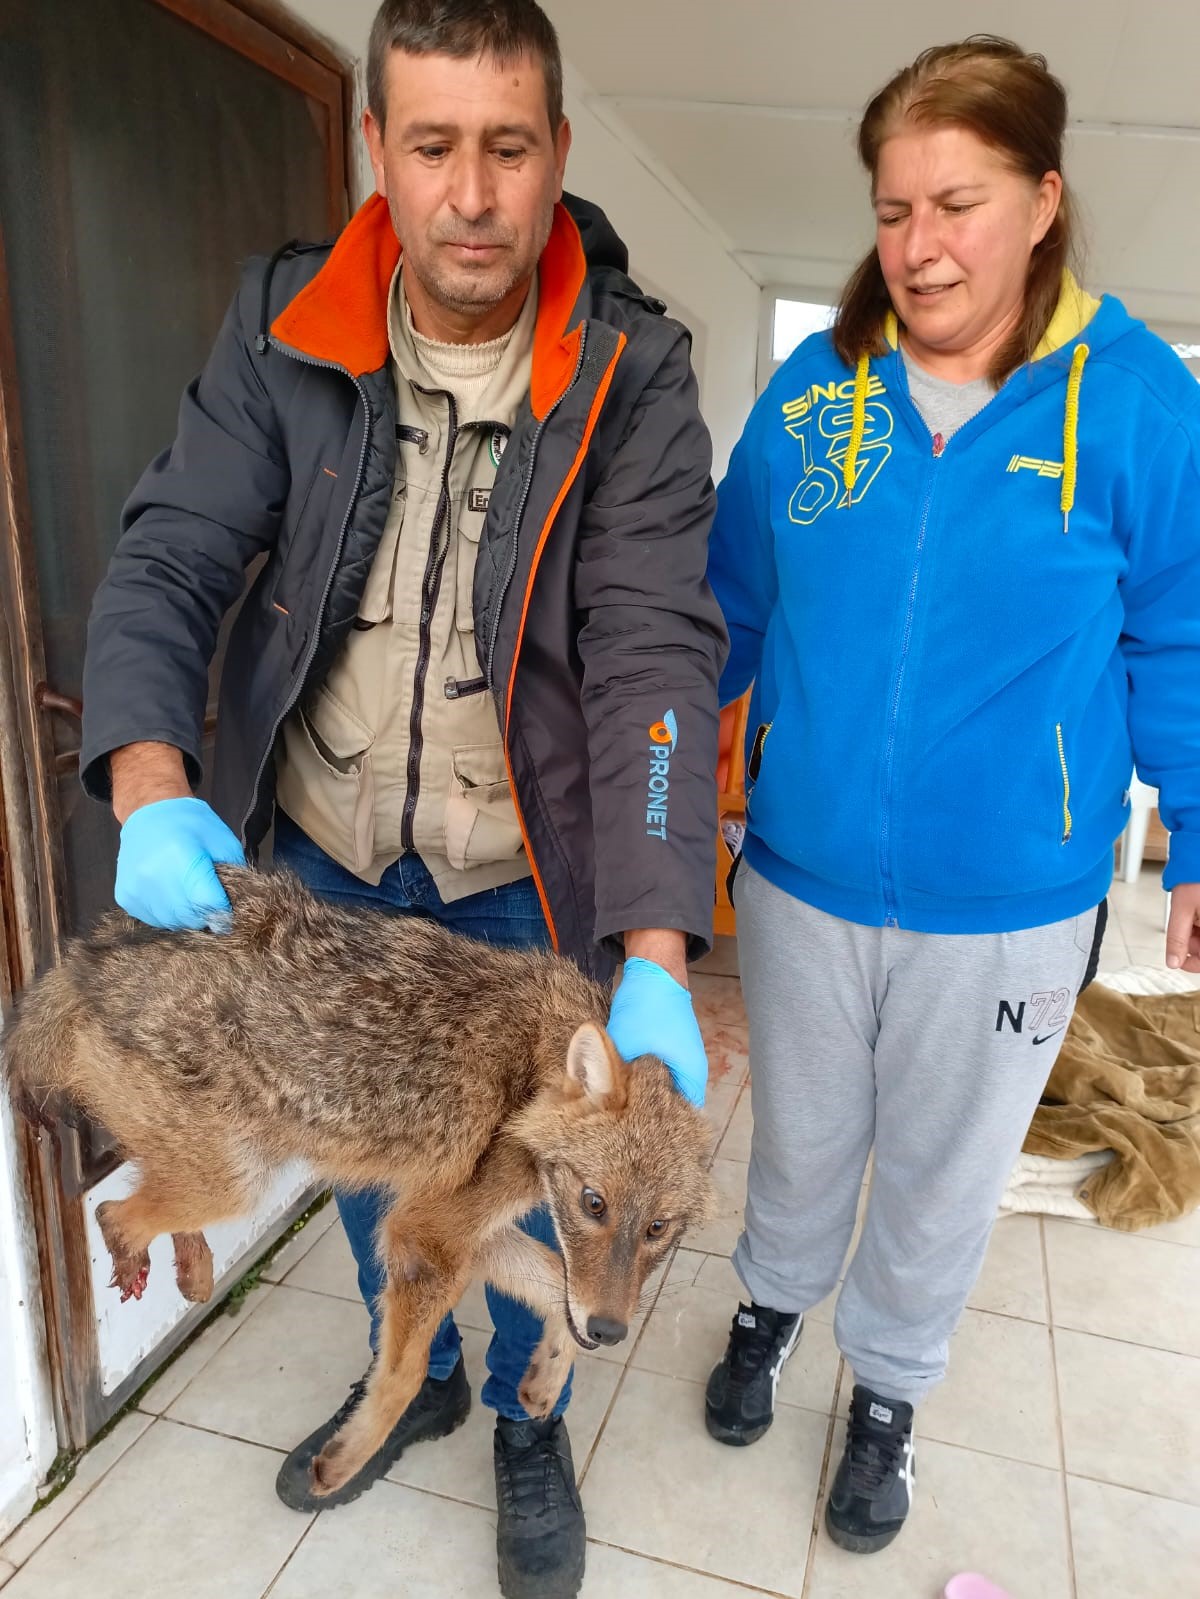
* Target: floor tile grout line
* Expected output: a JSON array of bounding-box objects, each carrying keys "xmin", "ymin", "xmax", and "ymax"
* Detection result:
[
  {"xmin": 0, "ymin": 1410, "xmax": 158, "ymax": 1572},
  {"xmin": 1062, "ymin": 1471, "xmax": 1200, "ymax": 1509},
  {"xmin": 576, "ymin": 1233, "xmax": 685, "ymax": 1487},
  {"xmin": 136, "ymin": 1284, "xmax": 283, "ymax": 1420},
  {"xmin": 1040, "ymin": 1320, "xmax": 1200, "ymax": 1362},
  {"xmin": 260, "ymin": 1515, "xmax": 320, "ymax": 1599},
  {"xmin": 1044, "ymin": 1216, "xmax": 1200, "ymax": 1251},
  {"xmin": 800, "ymin": 1356, "xmax": 844, "ymax": 1599},
  {"xmin": 1061, "ymin": 1468, "xmax": 1200, "ymax": 1511},
  {"xmin": 585, "ymin": 1535, "xmax": 793, "ymax": 1596},
  {"xmin": 150, "ymin": 1411, "xmax": 290, "ymax": 1456},
  {"xmin": 1042, "ymin": 1216, "xmax": 1080, "ymax": 1599}
]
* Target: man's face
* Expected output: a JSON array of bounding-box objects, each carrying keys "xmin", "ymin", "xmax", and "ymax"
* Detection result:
[{"xmin": 363, "ymin": 49, "xmax": 571, "ymax": 336}]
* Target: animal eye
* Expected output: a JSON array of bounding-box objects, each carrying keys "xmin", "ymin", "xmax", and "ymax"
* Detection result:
[
  {"xmin": 581, "ymin": 1187, "xmax": 607, "ymax": 1219},
  {"xmin": 646, "ymin": 1218, "xmax": 668, "ymax": 1239}
]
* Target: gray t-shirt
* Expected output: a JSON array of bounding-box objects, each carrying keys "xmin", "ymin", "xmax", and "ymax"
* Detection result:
[{"xmin": 901, "ymin": 346, "xmax": 993, "ymax": 441}]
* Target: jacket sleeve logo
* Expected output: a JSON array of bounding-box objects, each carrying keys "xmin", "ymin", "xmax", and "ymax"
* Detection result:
[{"xmin": 646, "ymin": 711, "xmax": 678, "ymax": 840}]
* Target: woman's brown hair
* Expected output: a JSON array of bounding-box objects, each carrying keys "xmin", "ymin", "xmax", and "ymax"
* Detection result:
[{"xmin": 832, "ymin": 36, "xmax": 1079, "ymax": 384}]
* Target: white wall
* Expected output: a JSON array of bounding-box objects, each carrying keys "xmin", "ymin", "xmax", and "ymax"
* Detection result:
[
  {"xmin": 283, "ymin": 0, "xmax": 760, "ymax": 478},
  {"xmin": 0, "ymin": 1094, "xmax": 57, "ymax": 1540}
]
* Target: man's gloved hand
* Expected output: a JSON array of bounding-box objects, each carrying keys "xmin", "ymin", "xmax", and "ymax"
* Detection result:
[
  {"xmin": 115, "ymin": 797, "xmax": 246, "ymax": 932},
  {"xmin": 606, "ymin": 956, "xmax": 708, "ymax": 1107}
]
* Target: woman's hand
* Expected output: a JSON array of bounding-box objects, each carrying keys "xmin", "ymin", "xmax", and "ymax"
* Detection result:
[{"xmin": 1165, "ymin": 884, "xmax": 1200, "ymax": 972}]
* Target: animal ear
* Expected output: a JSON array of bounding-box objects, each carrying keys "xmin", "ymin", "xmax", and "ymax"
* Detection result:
[{"xmin": 565, "ymin": 1023, "xmax": 627, "ymax": 1106}]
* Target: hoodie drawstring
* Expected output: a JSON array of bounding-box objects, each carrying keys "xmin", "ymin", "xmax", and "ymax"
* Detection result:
[
  {"xmin": 1061, "ymin": 343, "xmax": 1089, "ymax": 533},
  {"xmin": 844, "ymin": 328, "xmax": 1089, "ymax": 531},
  {"xmin": 843, "ymin": 351, "xmax": 871, "ymax": 501}
]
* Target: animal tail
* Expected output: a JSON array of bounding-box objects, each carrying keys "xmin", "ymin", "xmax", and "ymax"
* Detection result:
[{"xmin": 3, "ymin": 964, "xmax": 89, "ymax": 1129}]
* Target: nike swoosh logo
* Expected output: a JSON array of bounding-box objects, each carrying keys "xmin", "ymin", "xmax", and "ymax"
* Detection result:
[{"xmin": 1032, "ymin": 1029, "xmax": 1065, "ymax": 1046}]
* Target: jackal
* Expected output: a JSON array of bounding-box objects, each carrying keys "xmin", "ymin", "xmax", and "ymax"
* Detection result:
[{"xmin": 4, "ymin": 866, "xmax": 714, "ymax": 1496}]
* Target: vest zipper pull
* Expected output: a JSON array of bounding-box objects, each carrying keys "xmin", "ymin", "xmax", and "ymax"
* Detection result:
[
  {"xmin": 932, "ymin": 432, "xmax": 946, "ymax": 458},
  {"xmin": 396, "ymin": 423, "xmax": 430, "ymax": 454}
]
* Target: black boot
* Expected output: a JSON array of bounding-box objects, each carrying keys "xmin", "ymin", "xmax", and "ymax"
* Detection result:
[
  {"xmin": 494, "ymin": 1415, "xmax": 586, "ymax": 1599},
  {"xmin": 274, "ymin": 1356, "xmax": 470, "ymax": 1511},
  {"xmin": 705, "ymin": 1301, "xmax": 803, "ymax": 1445},
  {"xmin": 825, "ymin": 1383, "xmax": 915, "ymax": 1553}
]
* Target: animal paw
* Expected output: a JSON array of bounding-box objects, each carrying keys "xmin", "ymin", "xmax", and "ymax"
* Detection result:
[
  {"xmin": 173, "ymin": 1235, "xmax": 214, "ymax": 1303},
  {"xmin": 116, "ymin": 1263, "xmax": 150, "ymax": 1303},
  {"xmin": 517, "ymin": 1343, "xmax": 570, "ymax": 1419},
  {"xmin": 309, "ymin": 1439, "xmax": 352, "ymax": 1497}
]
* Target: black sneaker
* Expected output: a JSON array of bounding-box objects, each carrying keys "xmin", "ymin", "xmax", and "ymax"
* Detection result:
[
  {"xmin": 275, "ymin": 1355, "xmax": 471, "ymax": 1511},
  {"xmin": 494, "ymin": 1415, "xmax": 586, "ymax": 1599},
  {"xmin": 705, "ymin": 1301, "xmax": 803, "ymax": 1446},
  {"xmin": 825, "ymin": 1384, "xmax": 915, "ymax": 1553}
]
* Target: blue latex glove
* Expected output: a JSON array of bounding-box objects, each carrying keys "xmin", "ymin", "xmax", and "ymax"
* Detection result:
[
  {"xmin": 606, "ymin": 956, "xmax": 708, "ymax": 1106},
  {"xmin": 115, "ymin": 797, "xmax": 246, "ymax": 932}
]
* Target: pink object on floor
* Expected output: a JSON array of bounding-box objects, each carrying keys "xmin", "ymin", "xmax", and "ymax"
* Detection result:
[{"xmin": 943, "ymin": 1577, "xmax": 1013, "ymax": 1599}]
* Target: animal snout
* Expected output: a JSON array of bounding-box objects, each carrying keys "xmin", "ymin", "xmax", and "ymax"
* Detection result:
[{"xmin": 585, "ymin": 1314, "xmax": 628, "ymax": 1347}]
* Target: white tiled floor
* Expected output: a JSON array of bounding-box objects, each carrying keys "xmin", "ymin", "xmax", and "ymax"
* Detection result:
[{"xmin": 3, "ymin": 865, "xmax": 1197, "ymax": 1598}]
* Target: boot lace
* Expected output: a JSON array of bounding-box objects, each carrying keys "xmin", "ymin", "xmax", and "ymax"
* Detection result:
[
  {"xmin": 497, "ymin": 1427, "xmax": 580, "ymax": 1521},
  {"xmin": 725, "ymin": 1305, "xmax": 786, "ymax": 1389},
  {"xmin": 845, "ymin": 1399, "xmax": 905, "ymax": 1497},
  {"xmin": 332, "ymin": 1372, "xmax": 370, "ymax": 1429}
]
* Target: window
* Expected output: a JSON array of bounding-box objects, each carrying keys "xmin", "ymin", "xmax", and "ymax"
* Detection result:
[{"xmin": 758, "ymin": 292, "xmax": 836, "ymax": 392}]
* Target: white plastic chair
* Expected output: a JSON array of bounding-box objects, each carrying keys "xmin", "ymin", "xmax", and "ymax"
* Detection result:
[
  {"xmin": 1119, "ymin": 772, "xmax": 1172, "ymax": 933},
  {"xmin": 1119, "ymin": 773, "xmax": 1159, "ymax": 883}
]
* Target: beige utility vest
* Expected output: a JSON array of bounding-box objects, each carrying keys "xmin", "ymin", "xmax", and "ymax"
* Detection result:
[{"xmin": 275, "ymin": 269, "xmax": 536, "ymax": 899}]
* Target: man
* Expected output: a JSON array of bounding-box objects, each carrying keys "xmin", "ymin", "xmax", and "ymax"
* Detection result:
[{"xmin": 80, "ymin": 2, "xmax": 725, "ymax": 1595}]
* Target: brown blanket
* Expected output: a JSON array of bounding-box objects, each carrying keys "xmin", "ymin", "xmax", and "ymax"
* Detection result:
[{"xmin": 1023, "ymin": 985, "xmax": 1200, "ymax": 1231}]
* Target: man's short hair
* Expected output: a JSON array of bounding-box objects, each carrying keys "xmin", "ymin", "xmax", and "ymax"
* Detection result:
[{"xmin": 367, "ymin": 0, "xmax": 564, "ymax": 134}]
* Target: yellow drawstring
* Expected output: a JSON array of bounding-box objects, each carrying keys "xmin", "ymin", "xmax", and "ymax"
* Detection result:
[
  {"xmin": 1061, "ymin": 343, "xmax": 1089, "ymax": 533},
  {"xmin": 843, "ymin": 351, "xmax": 871, "ymax": 501}
]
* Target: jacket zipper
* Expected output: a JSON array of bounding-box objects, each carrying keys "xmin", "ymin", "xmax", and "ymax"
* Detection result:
[
  {"xmin": 401, "ymin": 390, "xmax": 459, "ymax": 852},
  {"xmin": 485, "ymin": 328, "xmax": 589, "ymax": 690},
  {"xmin": 1055, "ymin": 722, "xmax": 1073, "ymax": 843},
  {"xmin": 879, "ymin": 429, "xmax": 943, "ymax": 924},
  {"xmin": 444, "ymin": 675, "xmax": 487, "ymax": 699},
  {"xmin": 242, "ymin": 342, "xmax": 373, "ymax": 839}
]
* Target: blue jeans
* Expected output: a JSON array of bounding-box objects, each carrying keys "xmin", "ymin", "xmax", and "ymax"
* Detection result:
[{"xmin": 272, "ymin": 811, "xmax": 572, "ymax": 1421}]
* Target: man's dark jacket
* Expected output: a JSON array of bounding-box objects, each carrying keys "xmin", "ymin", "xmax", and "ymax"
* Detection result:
[{"xmin": 81, "ymin": 193, "xmax": 727, "ymax": 981}]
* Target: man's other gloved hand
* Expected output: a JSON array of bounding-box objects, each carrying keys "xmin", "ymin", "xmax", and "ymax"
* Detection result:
[
  {"xmin": 115, "ymin": 797, "xmax": 246, "ymax": 932},
  {"xmin": 606, "ymin": 956, "xmax": 709, "ymax": 1107}
]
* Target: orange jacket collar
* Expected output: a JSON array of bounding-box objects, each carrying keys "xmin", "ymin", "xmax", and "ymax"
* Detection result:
[{"xmin": 269, "ymin": 193, "xmax": 588, "ymax": 420}]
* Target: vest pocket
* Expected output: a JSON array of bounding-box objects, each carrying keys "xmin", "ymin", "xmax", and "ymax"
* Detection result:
[
  {"xmin": 444, "ymin": 743, "xmax": 524, "ymax": 870},
  {"xmin": 275, "ymin": 685, "xmax": 376, "ymax": 874}
]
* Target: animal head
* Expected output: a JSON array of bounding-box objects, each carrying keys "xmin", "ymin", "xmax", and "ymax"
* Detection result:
[{"xmin": 514, "ymin": 1022, "xmax": 716, "ymax": 1352}]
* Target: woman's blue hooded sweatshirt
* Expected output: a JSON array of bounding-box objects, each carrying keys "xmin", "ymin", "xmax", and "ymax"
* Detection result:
[{"xmin": 708, "ymin": 276, "xmax": 1200, "ymax": 932}]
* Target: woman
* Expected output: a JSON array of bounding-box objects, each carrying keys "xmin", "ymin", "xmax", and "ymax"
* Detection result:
[{"xmin": 704, "ymin": 36, "xmax": 1200, "ymax": 1555}]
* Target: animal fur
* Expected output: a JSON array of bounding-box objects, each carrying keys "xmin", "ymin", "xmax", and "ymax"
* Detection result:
[{"xmin": 4, "ymin": 866, "xmax": 715, "ymax": 1494}]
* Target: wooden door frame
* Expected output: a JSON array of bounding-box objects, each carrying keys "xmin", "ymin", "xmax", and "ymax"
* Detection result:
[{"xmin": 0, "ymin": 0, "xmax": 354, "ymax": 1449}]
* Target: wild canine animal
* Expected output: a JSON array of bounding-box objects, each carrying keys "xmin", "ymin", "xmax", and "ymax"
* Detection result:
[{"xmin": 4, "ymin": 866, "xmax": 714, "ymax": 1495}]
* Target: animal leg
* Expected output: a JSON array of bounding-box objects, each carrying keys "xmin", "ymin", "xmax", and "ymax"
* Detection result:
[
  {"xmin": 310, "ymin": 1207, "xmax": 470, "ymax": 1497},
  {"xmin": 95, "ymin": 1200, "xmax": 151, "ymax": 1303},
  {"xmin": 475, "ymin": 1229, "xmax": 575, "ymax": 1420},
  {"xmin": 95, "ymin": 1160, "xmax": 246, "ymax": 1306},
  {"xmin": 172, "ymin": 1232, "xmax": 214, "ymax": 1303}
]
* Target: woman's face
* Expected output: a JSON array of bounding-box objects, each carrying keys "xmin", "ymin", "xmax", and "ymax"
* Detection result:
[{"xmin": 873, "ymin": 124, "xmax": 1062, "ymax": 381}]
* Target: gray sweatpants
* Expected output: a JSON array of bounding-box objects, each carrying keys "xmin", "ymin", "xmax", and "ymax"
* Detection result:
[{"xmin": 733, "ymin": 863, "xmax": 1100, "ymax": 1404}]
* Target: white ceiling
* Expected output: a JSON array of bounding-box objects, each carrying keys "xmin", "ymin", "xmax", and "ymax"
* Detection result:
[{"xmin": 551, "ymin": 0, "xmax": 1200, "ymax": 333}]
